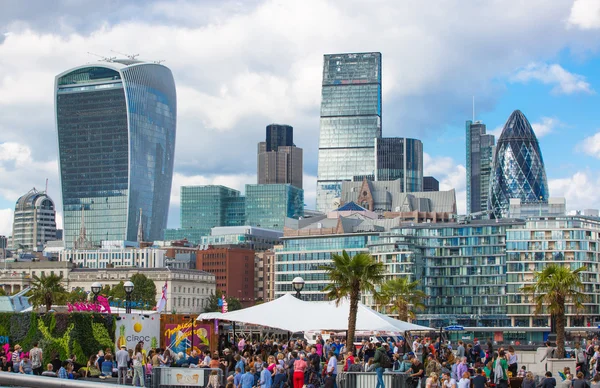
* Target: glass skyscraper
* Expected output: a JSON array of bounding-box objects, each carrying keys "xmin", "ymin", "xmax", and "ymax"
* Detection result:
[
  {"xmin": 466, "ymin": 120, "xmax": 495, "ymax": 215},
  {"xmin": 488, "ymin": 110, "xmax": 549, "ymax": 218},
  {"xmin": 245, "ymin": 184, "xmax": 304, "ymax": 231},
  {"xmin": 375, "ymin": 137, "xmax": 423, "ymax": 192},
  {"xmin": 164, "ymin": 186, "xmax": 245, "ymax": 244},
  {"xmin": 316, "ymin": 52, "xmax": 382, "ymax": 212},
  {"xmin": 55, "ymin": 60, "xmax": 176, "ymax": 248}
]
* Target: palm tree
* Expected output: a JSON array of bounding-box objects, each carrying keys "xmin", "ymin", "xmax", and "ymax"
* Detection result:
[
  {"xmin": 375, "ymin": 277, "xmax": 426, "ymax": 322},
  {"xmin": 521, "ymin": 264, "xmax": 588, "ymax": 358},
  {"xmin": 27, "ymin": 273, "xmax": 68, "ymax": 312},
  {"xmin": 321, "ymin": 250, "xmax": 385, "ymax": 348}
]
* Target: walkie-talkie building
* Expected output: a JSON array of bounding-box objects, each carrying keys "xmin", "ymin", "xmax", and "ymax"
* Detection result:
[
  {"xmin": 316, "ymin": 52, "xmax": 382, "ymax": 212},
  {"xmin": 55, "ymin": 59, "xmax": 177, "ymax": 248}
]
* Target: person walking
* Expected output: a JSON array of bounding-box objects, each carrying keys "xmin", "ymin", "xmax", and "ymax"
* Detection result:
[
  {"xmin": 575, "ymin": 343, "xmax": 587, "ymax": 378},
  {"xmin": 373, "ymin": 342, "xmax": 387, "ymax": 388},
  {"xmin": 132, "ymin": 343, "xmax": 145, "ymax": 387},
  {"xmin": 116, "ymin": 344, "xmax": 130, "ymax": 385},
  {"xmin": 326, "ymin": 351, "xmax": 338, "ymax": 388}
]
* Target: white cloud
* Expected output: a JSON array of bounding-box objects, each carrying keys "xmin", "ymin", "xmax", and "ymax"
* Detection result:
[
  {"xmin": 488, "ymin": 116, "xmax": 559, "ymax": 139},
  {"xmin": 578, "ymin": 131, "xmax": 600, "ymax": 158},
  {"xmin": 511, "ymin": 63, "xmax": 594, "ymax": 95},
  {"xmin": 423, "ymin": 153, "xmax": 467, "ymax": 214},
  {"xmin": 0, "ymin": 209, "xmax": 14, "ymax": 237},
  {"xmin": 0, "ymin": 0, "xmax": 599, "ymax": 229},
  {"xmin": 568, "ymin": 0, "xmax": 600, "ymax": 29},
  {"xmin": 549, "ymin": 171, "xmax": 600, "ymax": 211}
]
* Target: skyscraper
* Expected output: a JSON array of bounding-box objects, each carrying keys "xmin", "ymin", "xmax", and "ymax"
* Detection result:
[
  {"xmin": 489, "ymin": 110, "xmax": 549, "ymax": 218},
  {"xmin": 257, "ymin": 124, "xmax": 303, "ymax": 189},
  {"xmin": 245, "ymin": 184, "xmax": 304, "ymax": 231},
  {"xmin": 55, "ymin": 59, "xmax": 177, "ymax": 248},
  {"xmin": 466, "ymin": 120, "xmax": 495, "ymax": 215},
  {"xmin": 316, "ymin": 52, "xmax": 382, "ymax": 212},
  {"xmin": 11, "ymin": 188, "xmax": 57, "ymax": 250},
  {"xmin": 375, "ymin": 137, "xmax": 423, "ymax": 192},
  {"xmin": 164, "ymin": 185, "xmax": 245, "ymax": 244}
]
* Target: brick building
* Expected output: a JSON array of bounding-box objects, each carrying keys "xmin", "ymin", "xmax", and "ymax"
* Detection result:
[{"xmin": 196, "ymin": 247, "xmax": 255, "ymax": 306}]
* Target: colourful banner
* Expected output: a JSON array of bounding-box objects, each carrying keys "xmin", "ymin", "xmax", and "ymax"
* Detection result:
[
  {"xmin": 115, "ymin": 314, "xmax": 160, "ymax": 351},
  {"xmin": 164, "ymin": 322, "xmax": 210, "ymax": 356}
]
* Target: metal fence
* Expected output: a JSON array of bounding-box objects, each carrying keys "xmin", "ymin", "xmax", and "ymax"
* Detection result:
[
  {"xmin": 0, "ymin": 373, "xmax": 122, "ymax": 387},
  {"xmin": 337, "ymin": 371, "xmax": 414, "ymax": 388},
  {"xmin": 150, "ymin": 367, "xmax": 224, "ymax": 388}
]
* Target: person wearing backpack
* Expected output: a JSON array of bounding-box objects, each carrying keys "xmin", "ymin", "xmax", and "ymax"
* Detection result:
[
  {"xmin": 29, "ymin": 342, "xmax": 43, "ymax": 376},
  {"xmin": 373, "ymin": 342, "xmax": 390, "ymax": 388}
]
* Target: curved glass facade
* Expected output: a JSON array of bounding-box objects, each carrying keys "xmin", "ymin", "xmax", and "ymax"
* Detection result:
[
  {"xmin": 56, "ymin": 61, "xmax": 176, "ymax": 248},
  {"xmin": 316, "ymin": 53, "xmax": 382, "ymax": 212},
  {"xmin": 488, "ymin": 110, "xmax": 549, "ymax": 218}
]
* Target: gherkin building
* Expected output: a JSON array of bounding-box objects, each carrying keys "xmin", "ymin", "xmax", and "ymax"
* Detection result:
[{"xmin": 488, "ymin": 110, "xmax": 549, "ymax": 218}]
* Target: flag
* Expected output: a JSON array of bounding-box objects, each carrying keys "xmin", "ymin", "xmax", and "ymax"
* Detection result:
[
  {"xmin": 156, "ymin": 281, "xmax": 168, "ymax": 313},
  {"xmin": 221, "ymin": 294, "xmax": 228, "ymax": 313}
]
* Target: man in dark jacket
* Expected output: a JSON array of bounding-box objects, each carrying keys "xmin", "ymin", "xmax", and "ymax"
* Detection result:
[{"xmin": 373, "ymin": 343, "xmax": 386, "ymax": 388}]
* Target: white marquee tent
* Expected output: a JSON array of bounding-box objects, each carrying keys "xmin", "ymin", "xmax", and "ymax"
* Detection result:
[{"xmin": 197, "ymin": 293, "xmax": 430, "ymax": 333}]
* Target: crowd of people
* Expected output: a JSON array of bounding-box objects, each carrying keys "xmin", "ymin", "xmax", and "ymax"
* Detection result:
[{"xmin": 3, "ymin": 336, "xmax": 600, "ymax": 388}]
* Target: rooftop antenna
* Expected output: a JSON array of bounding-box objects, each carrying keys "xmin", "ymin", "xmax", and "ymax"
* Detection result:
[
  {"xmin": 87, "ymin": 52, "xmax": 116, "ymax": 62},
  {"xmin": 154, "ymin": 60, "xmax": 165, "ymax": 64},
  {"xmin": 45, "ymin": 178, "xmax": 48, "ymax": 194},
  {"xmin": 472, "ymin": 96, "xmax": 475, "ymax": 122},
  {"xmin": 110, "ymin": 50, "xmax": 139, "ymax": 60}
]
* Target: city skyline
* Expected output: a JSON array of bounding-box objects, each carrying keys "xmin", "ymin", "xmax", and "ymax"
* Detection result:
[{"xmin": 2, "ymin": 0, "xmax": 600, "ymax": 235}]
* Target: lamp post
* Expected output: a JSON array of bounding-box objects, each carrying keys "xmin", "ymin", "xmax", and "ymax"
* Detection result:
[
  {"xmin": 91, "ymin": 282, "xmax": 102, "ymax": 303},
  {"xmin": 292, "ymin": 276, "xmax": 305, "ymax": 300},
  {"xmin": 124, "ymin": 281, "xmax": 134, "ymax": 314}
]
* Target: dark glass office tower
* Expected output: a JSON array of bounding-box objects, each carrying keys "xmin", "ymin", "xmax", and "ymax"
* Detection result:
[
  {"xmin": 375, "ymin": 137, "xmax": 423, "ymax": 192},
  {"xmin": 258, "ymin": 124, "xmax": 303, "ymax": 189},
  {"xmin": 489, "ymin": 110, "xmax": 549, "ymax": 218},
  {"xmin": 466, "ymin": 120, "xmax": 495, "ymax": 215},
  {"xmin": 316, "ymin": 52, "xmax": 382, "ymax": 212},
  {"xmin": 55, "ymin": 60, "xmax": 177, "ymax": 248},
  {"xmin": 265, "ymin": 124, "xmax": 294, "ymax": 152}
]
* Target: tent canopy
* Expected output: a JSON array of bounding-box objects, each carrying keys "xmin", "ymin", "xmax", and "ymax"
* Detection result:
[{"xmin": 197, "ymin": 293, "xmax": 430, "ymax": 333}]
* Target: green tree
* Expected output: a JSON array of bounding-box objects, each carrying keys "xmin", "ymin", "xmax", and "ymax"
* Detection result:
[
  {"xmin": 321, "ymin": 251, "xmax": 385, "ymax": 347},
  {"xmin": 66, "ymin": 287, "xmax": 89, "ymax": 303},
  {"xmin": 204, "ymin": 290, "xmax": 243, "ymax": 312},
  {"xmin": 521, "ymin": 264, "xmax": 588, "ymax": 358},
  {"xmin": 0, "ymin": 288, "xmax": 6, "ymax": 296},
  {"xmin": 27, "ymin": 273, "xmax": 68, "ymax": 312},
  {"xmin": 102, "ymin": 274, "xmax": 157, "ymax": 307},
  {"xmin": 375, "ymin": 277, "xmax": 426, "ymax": 322}
]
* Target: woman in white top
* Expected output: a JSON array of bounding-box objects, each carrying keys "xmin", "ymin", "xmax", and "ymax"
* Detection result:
[
  {"xmin": 457, "ymin": 371, "xmax": 471, "ymax": 388},
  {"xmin": 133, "ymin": 343, "xmax": 145, "ymax": 387},
  {"xmin": 426, "ymin": 372, "xmax": 440, "ymax": 388}
]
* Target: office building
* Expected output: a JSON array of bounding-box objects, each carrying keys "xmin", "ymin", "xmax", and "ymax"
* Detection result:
[
  {"xmin": 245, "ymin": 184, "xmax": 304, "ymax": 231},
  {"xmin": 200, "ymin": 226, "xmax": 282, "ymax": 251},
  {"xmin": 11, "ymin": 188, "xmax": 57, "ymax": 251},
  {"xmin": 489, "ymin": 110, "xmax": 549, "ymax": 218},
  {"xmin": 55, "ymin": 59, "xmax": 176, "ymax": 248},
  {"xmin": 60, "ymin": 240, "xmax": 166, "ymax": 268},
  {"xmin": 466, "ymin": 120, "xmax": 495, "ymax": 215},
  {"xmin": 423, "ymin": 177, "xmax": 439, "ymax": 192},
  {"xmin": 316, "ymin": 52, "xmax": 382, "ymax": 212},
  {"xmin": 196, "ymin": 247, "xmax": 255, "ymax": 306},
  {"xmin": 164, "ymin": 186, "xmax": 245, "ymax": 244},
  {"xmin": 375, "ymin": 137, "xmax": 423, "ymax": 192},
  {"xmin": 506, "ymin": 215, "xmax": 600, "ymax": 327},
  {"xmin": 0, "ymin": 261, "xmax": 215, "ymax": 314},
  {"xmin": 508, "ymin": 197, "xmax": 566, "ymax": 218},
  {"xmin": 257, "ymin": 124, "xmax": 303, "ymax": 189}
]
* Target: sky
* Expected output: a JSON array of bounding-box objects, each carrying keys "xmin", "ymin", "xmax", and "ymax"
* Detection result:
[{"xmin": 1, "ymin": 0, "xmax": 600, "ymax": 236}]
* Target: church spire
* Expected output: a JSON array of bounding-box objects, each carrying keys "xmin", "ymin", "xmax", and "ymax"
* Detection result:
[
  {"xmin": 74, "ymin": 205, "xmax": 92, "ymax": 249},
  {"xmin": 137, "ymin": 208, "xmax": 144, "ymax": 243}
]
